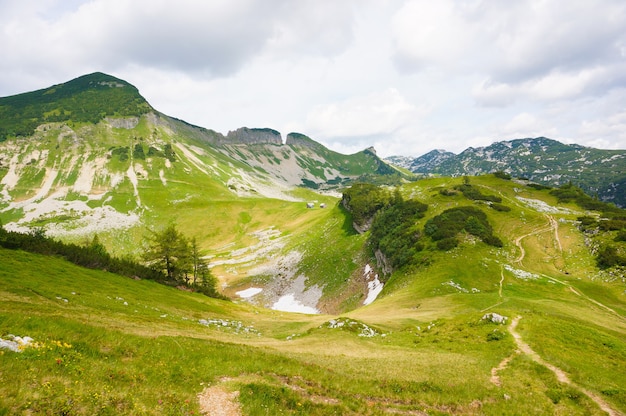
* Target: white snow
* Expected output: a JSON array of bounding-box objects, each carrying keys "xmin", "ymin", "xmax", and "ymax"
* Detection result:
[
  {"xmin": 362, "ymin": 263, "xmax": 384, "ymax": 305},
  {"xmin": 364, "ymin": 275, "xmax": 384, "ymax": 306},
  {"xmin": 272, "ymin": 294, "xmax": 319, "ymax": 314},
  {"xmin": 236, "ymin": 287, "xmax": 263, "ymax": 298}
]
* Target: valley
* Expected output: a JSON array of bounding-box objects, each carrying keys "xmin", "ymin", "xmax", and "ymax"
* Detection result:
[{"xmin": 0, "ymin": 73, "xmax": 625, "ymax": 415}]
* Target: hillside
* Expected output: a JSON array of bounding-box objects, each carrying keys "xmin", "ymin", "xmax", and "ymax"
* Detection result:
[
  {"xmin": 1, "ymin": 174, "xmax": 626, "ymax": 415},
  {"xmin": 1, "ymin": 73, "xmax": 626, "ymax": 415},
  {"xmin": 386, "ymin": 138, "xmax": 626, "ymax": 207},
  {"xmin": 0, "ymin": 73, "xmax": 404, "ymax": 314}
]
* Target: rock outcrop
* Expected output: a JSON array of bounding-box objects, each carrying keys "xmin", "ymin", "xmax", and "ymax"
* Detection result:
[{"xmin": 225, "ymin": 127, "xmax": 282, "ymax": 145}]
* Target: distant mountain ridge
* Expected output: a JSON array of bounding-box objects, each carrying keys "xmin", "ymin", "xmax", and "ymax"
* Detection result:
[{"xmin": 386, "ymin": 137, "xmax": 626, "ymax": 207}]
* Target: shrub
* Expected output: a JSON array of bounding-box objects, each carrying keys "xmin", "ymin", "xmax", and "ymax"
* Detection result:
[
  {"xmin": 526, "ymin": 183, "xmax": 551, "ymax": 190},
  {"xmin": 425, "ymin": 206, "xmax": 503, "ymax": 247},
  {"xmin": 133, "ymin": 143, "xmax": 145, "ymax": 160},
  {"xmin": 436, "ymin": 237, "xmax": 458, "ymax": 251},
  {"xmin": 487, "ymin": 329, "xmax": 506, "ymax": 341},
  {"xmin": 599, "ymin": 220, "xmax": 626, "ymax": 231},
  {"xmin": 597, "ymin": 245, "xmax": 626, "ymax": 269},
  {"xmin": 455, "ymin": 184, "xmax": 502, "ymax": 203},
  {"xmin": 490, "ymin": 203, "xmax": 511, "ymax": 212},
  {"xmin": 493, "ymin": 171, "xmax": 511, "ymax": 180}
]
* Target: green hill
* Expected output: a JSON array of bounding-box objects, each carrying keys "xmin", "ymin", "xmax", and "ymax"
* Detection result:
[{"xmin": 0, "ymin": 72, "xmax": 152, "ymax": 141}]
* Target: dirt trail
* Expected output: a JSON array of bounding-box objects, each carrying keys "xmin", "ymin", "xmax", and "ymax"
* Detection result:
[
  {"xmin": 198, "ymin": 382, "xmax": 242, "ymax": 416},
  {"xmin": 513, "ymin": 214, "xmax": 556, "ymax": 265},
  {"xmin": 513, "ymin": 216, "xmax": 624, "ymax": 321},
  {"xmin": 503, "ymin": 316, "xmax": 622, "ymax": 416}
]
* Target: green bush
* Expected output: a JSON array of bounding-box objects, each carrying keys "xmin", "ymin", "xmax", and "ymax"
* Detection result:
[
  {"xmin": 493, "ymin": 171, "xmax": 511, "ymax": 180},
  {"xmin": 133, "ymin": 143, "xmax": 146, "ymax": 160},
  {"xmin": 551, "ymin": 183, "xmax": 623, "ymax": 216},
  {"xmin": 597, "ymin": 245, "xmax": 626, "ymax": 269},
  {"xmin": 425, "ymin": 206, "xmax": 502, "ymax": 247},
  {"xmin": 490, "ymin": 203, "xmax": 511, "ymax": 212},
  {"xmin": 599, "ymin": 220, "xmax": 626, "ymax": 231},
  {"xmin": 436, "ymin": 237, "xmax": 458, "ymax": 251},
  {"xmin": 455, "ymin": 184, "xmax": 502, "ymax": 203},
  {"xmin": 526, "ymin": 183, "xmax": 552, "ymax": 190}
]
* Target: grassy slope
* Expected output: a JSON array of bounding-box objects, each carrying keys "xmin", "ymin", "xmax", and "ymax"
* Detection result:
[
  {"xmin": 2, "ymin": 247, "xmax": 621, "ymax": 416},
  {"xmin": 1, "ymin": 174, "xmax": 626, "ymax": 415}
]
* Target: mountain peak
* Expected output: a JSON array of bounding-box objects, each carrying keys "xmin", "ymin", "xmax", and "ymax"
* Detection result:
[{"xmin": 0, "ymin": 72, "xmax": 152, "ymax": 140}]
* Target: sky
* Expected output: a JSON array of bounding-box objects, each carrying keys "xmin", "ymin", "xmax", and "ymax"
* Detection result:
[{"xmin": 1, "ymin": 0, "xmax": 626, "ymax": 157}]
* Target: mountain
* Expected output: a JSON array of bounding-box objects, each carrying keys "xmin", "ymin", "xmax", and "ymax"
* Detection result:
[
  {"xmin": 0, "ymin": 72, "xmax": 152, "ymax": 140},
  {"xmin": 386, "ymin": 137, "xmax": 626, "ymax": 207},
  {"xmin": 1, "ymin": 73, "xmax": 626, "ymax": 414},
  {"xmin": 386, "ymin": 149, "xmax": 456, "ymax": 172},
  {"xmin": 0, "ymin": 72, "xmax": 401, "ymax": 313}
]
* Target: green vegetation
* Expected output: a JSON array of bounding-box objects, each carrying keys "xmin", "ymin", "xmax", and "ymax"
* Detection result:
[
  {"xmin": 3, "ymin": 243, "xmax": 623, "ymax": 415},
  {"xmin": 0, "ymin": 223, "xmax": 220, "ymax": 298},
  {"xmin": 143, "ymin": 224, "xmax": 219, "ymax": 297},
  {"xmin": 1, "ymin": 74, "xmax": 626, "ymax": 415},
  {"xmin": 558, "ymin": 184, "xmax": 626, "ymax": 269},
  {"xmin": 340, "ymin": 183, "xmax": 391, "ymax": 229},
  {"xmin": 342, "ymin": 183, "xmax": 502, "ymax": 271},
  {"xmin": 455, "ymin": 182, "xmax": 503, "ymax": 203},
  {"xmin": 551, "ymin": 183, "xmax": 621, "ymax": 214},
  {"xmin": 0, "ymin": 73, "xmax": 151, "ymax": 141},
  {"xmin": 369, "ymin": 191, "xmax": 428, "ymax": 270},
  {"xmin": 424, "ymin": 206, "xmax": 503, "ymax": 249},
  {"xmin": 493, "ymin": 170, "xmax": 512, "ymax": 180}
]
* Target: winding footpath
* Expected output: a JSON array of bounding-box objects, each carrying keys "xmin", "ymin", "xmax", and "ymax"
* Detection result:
[
  {"xmin": 491, "ymin": 213, "xmax": 623, "ymax": 414},
  {"xmin": 513, "ymin": 214, "xmax": 558, "ymax": 266},
  {"xmin": 504, "ymin": 316, "xmax": 622, "ymax": 416}
]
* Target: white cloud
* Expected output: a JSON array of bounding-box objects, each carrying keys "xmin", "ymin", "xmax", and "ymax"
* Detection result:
[
  {"xmin": 392, "ymin": 0, "xmax": 626, "ymax": 91},
  {"xmin": 580, "ymin": 110, "xmax": 626, "ymax": 148},
  {"xmin": 306, "ymin": 88, "xmax": 426, "ymax": 138},
  {"xmin": 392, "ymin": 0, "xmax": 476, "ymax": 72},
  {"xmin": 1, "ymin": 0, "xmax": 626, "ymax": 160}
]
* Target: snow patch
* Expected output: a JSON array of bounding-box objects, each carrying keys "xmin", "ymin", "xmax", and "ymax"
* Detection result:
[
  {"xmin": 236, "ymin": 287, "xmax": 263, "ymax": 298},
  {"xmin": 272, "ymin": 294, "xmax": 319, "ymax": 314},
  {"xmin": 362, "ymin": 263, "xmax": 383, "ymax": 305}
]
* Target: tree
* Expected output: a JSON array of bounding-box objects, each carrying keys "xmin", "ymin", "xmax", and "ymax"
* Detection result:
[
  {"xmin": 189, "ymin": 237, "xmax": 207, "ymax": 285},
  {"xmin": 143, "ymin": 223, "xmax": 190, "ymax": 282}
]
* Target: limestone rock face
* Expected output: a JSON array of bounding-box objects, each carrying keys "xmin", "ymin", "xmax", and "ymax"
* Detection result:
[{"xmin": 225, "ymin": 127, "xmax": 282, "ymax": 145}]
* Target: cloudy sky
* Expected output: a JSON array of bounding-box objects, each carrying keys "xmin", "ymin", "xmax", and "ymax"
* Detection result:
[{"xmin": 1, "ymin": 0, "xmax": 626, "ymax": 157}]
